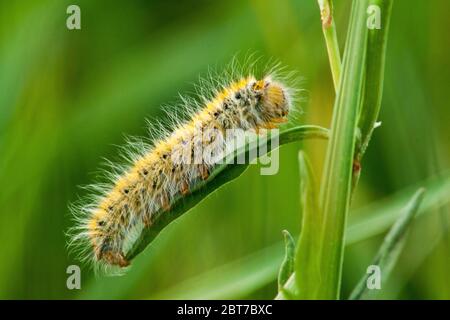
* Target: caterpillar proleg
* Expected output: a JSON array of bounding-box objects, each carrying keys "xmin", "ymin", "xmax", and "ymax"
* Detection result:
[{"xmin": 69, "ymin": 61, "xmax": 297, "ymax": 272}]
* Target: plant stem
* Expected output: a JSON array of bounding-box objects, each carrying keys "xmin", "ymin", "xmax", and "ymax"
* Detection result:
[
  {"xmin": 317, "ymin": 0, "xmax": 368, "ymax": 299},
  {"xmin": 318, "ymin": 0, "xmax": 342, "ymax": 91},
  {"xmin": 277, "ymin": 0, "xmax": 393, "ymax": 300}
]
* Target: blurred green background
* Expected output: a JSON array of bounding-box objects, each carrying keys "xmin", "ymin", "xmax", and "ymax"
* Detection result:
[{"xmin": 0, "ymin": 0, "xmax": 449, "ymax": 299}]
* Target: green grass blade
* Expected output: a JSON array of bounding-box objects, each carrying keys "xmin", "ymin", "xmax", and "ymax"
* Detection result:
[
  {"xmin": 317, "ymin": 0, "xmax": 369, "ymax": 299},
  {"xmin": 347, "ymin": 171, "xmax": 450, "ymax": 244},
  {"xmin": 294, "ymin": 151, "xmax": 322, "ymax": 299},
  {"xmin": 126, "ymin": 125, "xmax": 329, "ymax": 260},
  {"xmin": 352, "ymin": 0, "xmax": 394, "ymax": 191},
  {"xmin": 349, "ymin": 188, "xmax": 426, "ymax": 300},
  {"xmin": 278, "ymin": 230, "xmax": 295, "ymax": 291},
  {"xmin": 317, "ymin": 0, "xmax": 342, "ymax": 91},
  {"xmin": 356, "ymin": 0, "xmax": 394, "ymax": 157}
]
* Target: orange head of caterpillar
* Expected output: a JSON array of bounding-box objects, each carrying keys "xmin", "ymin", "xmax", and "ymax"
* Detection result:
[{"xmin": 252, "ymin": 78, "xmax": 290, "ymax": 125}]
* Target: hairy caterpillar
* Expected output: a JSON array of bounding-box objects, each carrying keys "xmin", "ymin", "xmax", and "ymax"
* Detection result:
[{"xmin": 69, "ymin": 62, "xmax": 297, "ymax": 272}]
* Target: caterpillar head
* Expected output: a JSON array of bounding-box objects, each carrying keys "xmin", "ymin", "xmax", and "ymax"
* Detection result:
[{"xmin": 253, "ymin": 77, "xmax": 290, "ymax": 123}]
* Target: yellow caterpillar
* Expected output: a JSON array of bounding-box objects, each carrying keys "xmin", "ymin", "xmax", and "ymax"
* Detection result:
[{"xmin": 69, "ymin": 63, "xmax": 295, "ymax": 272}]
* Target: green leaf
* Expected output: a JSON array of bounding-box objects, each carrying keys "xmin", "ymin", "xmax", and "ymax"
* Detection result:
[
  {"xmin": 317, "ymin": 0, "xmax": 342, "ymax": 91},
  {"xmin": 126, "ymin": 125, "xmax": 329, "ymax": 261},
  {"xmin": 357, "ymin": 0, "xmax": 394, "ymax": 157},
  {"xmin": 352, "ymin": 0, "xmax": 394, "ymax": 191},
  {"xmin": 317, "ymin": 0, "xmax": 369, "ymax": 299},
  {"xmin": 278, "ymin": 230, "xmax": 295, "ymax": 291},
  {"xmin": 347, "ymin": 171, "xmax": 450, "ymax": 244},
  {"xmin": 294, "ymin": 151, "xmax": 321, "ymax": 299},
  {"xmin": 349, "ymin": 188, "xmax": 426, "ymax": 300}
]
